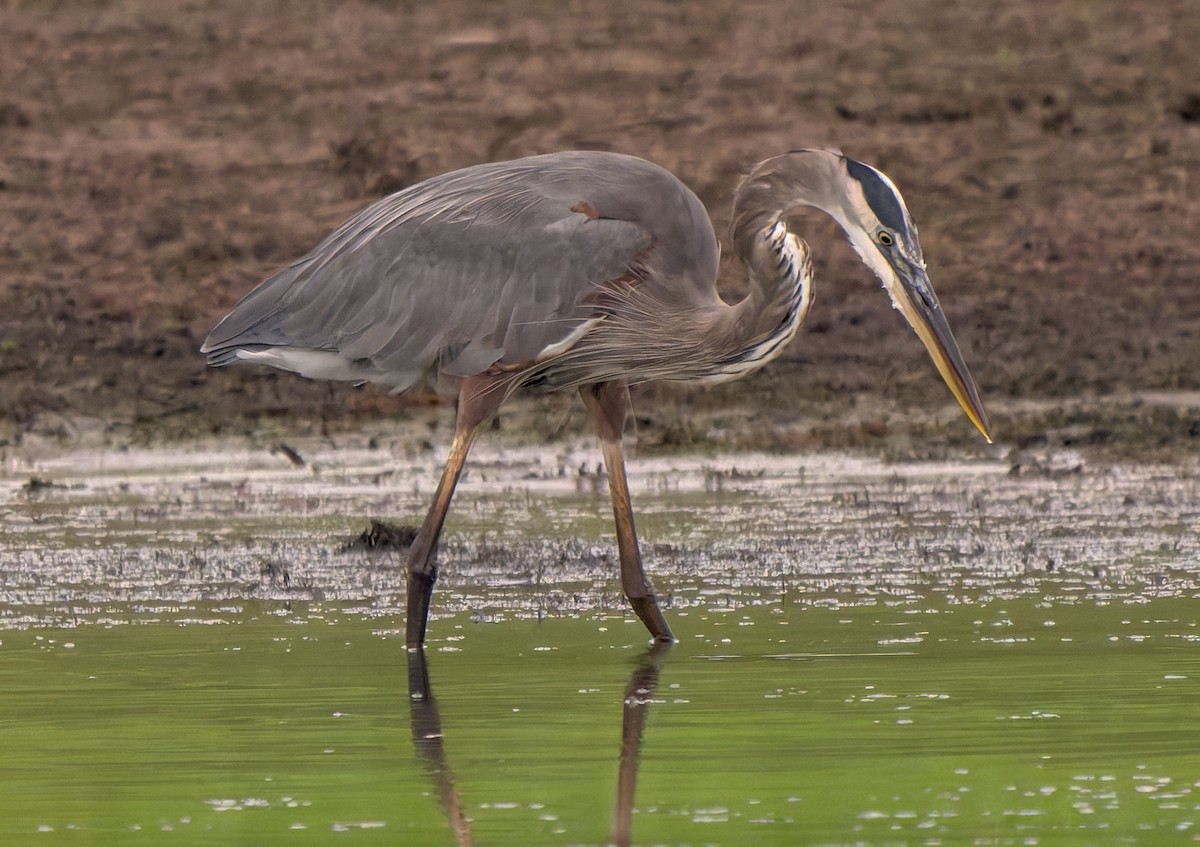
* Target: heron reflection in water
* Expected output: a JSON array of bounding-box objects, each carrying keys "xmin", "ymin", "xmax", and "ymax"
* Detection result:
[
  {"xmin": 203, "ymin": 150, "xmax": 991, "ymax": 645},
  {"xmin": 407, "ymin": 646, "xmax": 669, "ymax": 847}
]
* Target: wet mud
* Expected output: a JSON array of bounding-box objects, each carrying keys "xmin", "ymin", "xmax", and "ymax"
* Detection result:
[{"xmin": 2, "ymin": 430, "xmax": 1196, "ymax": 627}]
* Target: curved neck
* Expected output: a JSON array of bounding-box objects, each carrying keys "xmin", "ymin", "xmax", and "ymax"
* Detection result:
[
  {"xmin": 731, "ymin": 154, "xmax": 833, "ymax": 264},
  {"xmin": 699, "ymin": 159, "xmax": 830, "ymax": 382},
  {"xmin": 700, "ymin": 216, "xmax": 813, "ymax": 383}
]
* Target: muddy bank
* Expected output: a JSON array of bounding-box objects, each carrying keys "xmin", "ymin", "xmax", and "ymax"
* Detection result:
[{"xmin": 1, "ymin": 2, "xmax": 1199, "ymax": 458}]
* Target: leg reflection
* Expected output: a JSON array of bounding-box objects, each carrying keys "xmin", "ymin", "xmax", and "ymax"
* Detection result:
[
  {"xmin": 407, "ymin": 647, "xmax": 474, "ymax": 847},
  {"xmin": 611, "ymin": 641, "xmax": 672, "ymax": 847},
  {"xmin": 407, "ymin": 641, "xmax": 672, "ymax": 847}
]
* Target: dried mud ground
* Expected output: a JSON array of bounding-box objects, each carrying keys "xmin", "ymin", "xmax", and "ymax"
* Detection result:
[{"xmin": 2, "ymin": 1, "xmax": 1200, "ymax": 462}]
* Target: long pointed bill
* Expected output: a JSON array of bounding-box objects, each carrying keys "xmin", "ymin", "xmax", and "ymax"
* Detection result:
[{"xmin": 891, "ymin": 264, "xmax": 992, "ymax": 443}]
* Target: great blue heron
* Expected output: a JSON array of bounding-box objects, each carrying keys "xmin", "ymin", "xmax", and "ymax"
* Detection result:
[{"xmin": 203, "ymin": 149, "xmax": 991, "ymax": 646}]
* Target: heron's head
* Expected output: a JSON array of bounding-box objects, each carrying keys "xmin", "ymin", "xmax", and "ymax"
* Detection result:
[{"xmin": 805, "ymin": 151, "xmax": 992, "ymax": 443}]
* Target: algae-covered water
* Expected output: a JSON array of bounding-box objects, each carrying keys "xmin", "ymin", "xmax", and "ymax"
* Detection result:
[
  {"xmin": 2, "ymin": 433, "xmax": 1199, "ymax": 845},
  {"xmin": 4, "ymin": 600, "xmax": 1199, "ymax": 846}
]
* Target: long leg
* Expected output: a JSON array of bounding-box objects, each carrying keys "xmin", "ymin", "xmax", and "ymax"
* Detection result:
[
  {"xmin": 580, "ymin": 382, "xmax": 674, "ymax": 643},
  {"xmin": 406, "ymin": 374, "xmax": 506, "ymax": 647}
]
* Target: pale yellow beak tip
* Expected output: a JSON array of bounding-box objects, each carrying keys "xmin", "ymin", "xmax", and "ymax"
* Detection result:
[{"xmin": 970, "ymin": 413, "xmax": 993, "ymax": 445}]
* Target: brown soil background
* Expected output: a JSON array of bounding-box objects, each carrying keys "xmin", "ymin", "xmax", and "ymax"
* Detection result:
[{"xmin": 2, "ymin": 1, "xmax": 1199, "ymax": 458}]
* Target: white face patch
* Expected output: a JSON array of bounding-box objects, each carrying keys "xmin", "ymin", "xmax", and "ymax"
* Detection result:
[
  {"xmin": 844, "ymin": 158, "xmax": 914, "ymax": 241},
  {"xmin": 827, "ymin": 159, "xmax": 923, "ymax": 316},
  {"xmin": 842, "ymin": 224, "xmax": 905, "ymax": 308}
]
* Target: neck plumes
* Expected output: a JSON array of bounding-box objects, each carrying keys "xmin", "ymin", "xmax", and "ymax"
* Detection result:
[{"xmin": 700, "ymin": 162, "xmax": 818, "ymax": 383}]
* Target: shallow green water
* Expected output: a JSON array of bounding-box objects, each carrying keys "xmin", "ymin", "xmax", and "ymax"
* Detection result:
[{"xmin": 2, "ymin": 597, "xmax": 1198, "ymax": 846}]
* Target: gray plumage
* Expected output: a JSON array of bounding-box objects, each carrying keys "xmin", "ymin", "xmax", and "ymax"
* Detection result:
[{"xmin": 203, "ymin": 151, "xmax": 721, "ymax": 392}]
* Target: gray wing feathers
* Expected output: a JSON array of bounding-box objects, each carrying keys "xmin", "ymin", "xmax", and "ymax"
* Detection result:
[{"xmin": 203, "ymin": 153, "xmax": 660, "ymax": 390}]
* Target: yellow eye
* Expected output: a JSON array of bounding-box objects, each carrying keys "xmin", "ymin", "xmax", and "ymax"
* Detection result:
[{"xmin": 878, "ymin": 231, "xmax": 894, "ymax": 247}]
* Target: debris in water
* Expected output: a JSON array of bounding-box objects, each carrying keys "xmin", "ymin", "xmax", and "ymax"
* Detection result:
[
  {"xmin": 22, "ymin": 477, "xmax": 63, "ymax": 494},
  {"xmin": 342, "ymin": 519, "xmax": 418, "ymax": 552},
  {"xmin": 274, "ymin": 443, "xmax": 306, "ymax": 467}
]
